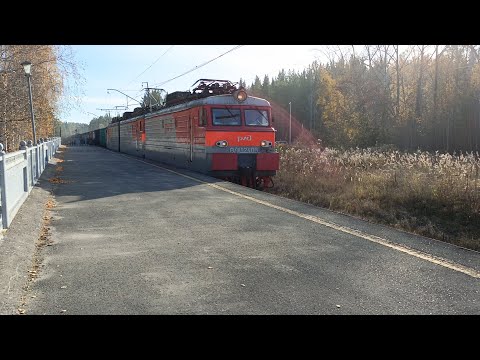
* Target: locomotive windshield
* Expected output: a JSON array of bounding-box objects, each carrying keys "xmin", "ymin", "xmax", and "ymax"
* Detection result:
[
  {"xmin": 211, "ymin": 108, "xmax": 270, "ymax": 126},
  {"xmin": 245, "ymin": 109, "xmax": 269, "ymax": 126},
  {"xmin": 212, "ymin": 108, "xmax": 241, "ymax": 126}
]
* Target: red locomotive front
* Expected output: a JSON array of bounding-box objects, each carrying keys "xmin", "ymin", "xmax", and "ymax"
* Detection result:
[
  {"xmin": 106, "ymin": 79, "xmax": 279, "ymax": 190},
  {"xmin": 202, "ymin": 89, "xmax": 279, "ymax": 188}
]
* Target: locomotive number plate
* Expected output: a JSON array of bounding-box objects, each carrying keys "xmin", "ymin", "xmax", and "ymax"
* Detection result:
[{"xmin": 229, "ymin": 147, "xmax": 260, "ymax": 154}]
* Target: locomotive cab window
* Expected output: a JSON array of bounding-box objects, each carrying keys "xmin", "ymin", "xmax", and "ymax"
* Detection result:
[
  {"xmin": 245, "ymin": 109, "xmax": 269, "ymax": 126},
  {"xmin": 212, "ymin": 108, "xmax": 241, "ymax": 126}
]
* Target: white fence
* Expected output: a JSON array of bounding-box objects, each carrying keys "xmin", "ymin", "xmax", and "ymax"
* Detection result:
[{"xmin": 0, "ymin": 137, "xmax": 61, "ymax": 229}]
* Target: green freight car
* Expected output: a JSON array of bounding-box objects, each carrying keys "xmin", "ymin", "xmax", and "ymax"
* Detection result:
[{"xmin": 99, "ymin": 127, "xmax": 107, "ymax": 147}]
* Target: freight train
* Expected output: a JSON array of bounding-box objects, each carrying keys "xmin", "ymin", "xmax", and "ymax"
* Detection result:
[{"xmin": 74, "ymin": 79, "xmax": 279, "ymax": 189}]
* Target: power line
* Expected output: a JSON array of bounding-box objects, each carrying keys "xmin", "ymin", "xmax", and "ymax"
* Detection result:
[
  {"xmin": 153, "ymin": 45, "xmax": 245, "ymax": 88},
  {"xmin": 112, "ymin": 89, "xmax": 142, "ymax": 92},
  {"xmin": 126, "ymin": 45, "xmax": 175, "ymax": 87}
]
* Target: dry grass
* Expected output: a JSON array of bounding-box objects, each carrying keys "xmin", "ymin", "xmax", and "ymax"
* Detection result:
[{"xmin": 268, "ymin": 146, "xmax": 480, "ymax": 251}]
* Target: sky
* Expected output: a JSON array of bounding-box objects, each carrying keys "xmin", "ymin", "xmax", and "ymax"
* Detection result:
[{"xmin": 60, "ymin": 45, "xmax": 329, "ymax": 124}]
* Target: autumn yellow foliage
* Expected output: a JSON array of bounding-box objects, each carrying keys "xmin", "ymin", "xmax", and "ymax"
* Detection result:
[{"xmin": 0, "ymin": 45, "xmax": 81, "ymax": 152}]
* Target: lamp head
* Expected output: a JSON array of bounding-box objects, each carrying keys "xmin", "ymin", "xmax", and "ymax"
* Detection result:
[{"xmin": 21, "ymin": 61, "xmax": 32, "ymax": 75}]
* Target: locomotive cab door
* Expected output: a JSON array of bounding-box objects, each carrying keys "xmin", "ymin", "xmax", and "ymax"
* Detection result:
[
  {"xmin": 188, "ymin": 109, "xmax": 198, "ymax": 162},
  {"xmin": 136, "ymin": 119, "xmax": 145, "ymax": 158}
]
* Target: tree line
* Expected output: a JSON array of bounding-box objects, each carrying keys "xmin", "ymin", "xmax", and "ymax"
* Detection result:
[{"xmin": 246, "ymin": 45, "xmax": 480, "ymax": 152}]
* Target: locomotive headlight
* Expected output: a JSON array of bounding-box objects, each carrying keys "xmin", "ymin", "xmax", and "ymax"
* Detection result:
[
  {"xmin": 233, "ymin": 88, "xmax": 247, "ymax": 102},
  {"xmin": 216, "ymin": 140, "xmax": 228, "ymax": 147},
  {"xmin": 260, "ymin": 140, "xmax": 272, "ymax": 147}
]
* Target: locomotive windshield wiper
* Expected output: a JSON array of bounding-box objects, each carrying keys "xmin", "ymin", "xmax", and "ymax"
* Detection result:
[
  {"xmin": 248, "ymin": 106, "xmax": 269, "ymax": 125},
  {"xmin": 223, "ymin": 107, "xmax": 241, "ymax": 124},
  {"xmin": 213, "ymin": 107, "xmax": 240, "ymax": 125},
  {"xmin": 252, "ymin": 107, "xmax": 268, "ymax": 122},
  {"xmin": 224, "ymin": 107, "xmax": 238, "ymax": 119},
  {"xmin": 217, "ymin": 113, "xmax": 238, "ymax": 119}
]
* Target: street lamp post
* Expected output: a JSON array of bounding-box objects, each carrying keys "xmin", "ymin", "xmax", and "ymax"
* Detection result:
[
  {"xmin": 21, "ymin": 61, "xmax": 36, "ymax": 145},
  {"xmin": 289, "ymin": 101, "xmax": 292, "ymax": 144}
]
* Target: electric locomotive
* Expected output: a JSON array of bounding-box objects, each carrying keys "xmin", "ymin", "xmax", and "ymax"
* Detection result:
[{"xmin": 104, "ymin": 79, "xmax": 279, "ymax": 189}]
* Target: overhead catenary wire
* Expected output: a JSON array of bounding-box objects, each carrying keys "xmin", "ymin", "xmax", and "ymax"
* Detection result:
[
  {"xmin": 153, "ymin": 45, "xmax": 245, "ymax": 88},
  {"xmin": 125, "ymin": 45, "xmax": 175, "ymax": 87},
  {"xmin": 101, "ymin": 45, "xmax": 245, "ymax": 114}
]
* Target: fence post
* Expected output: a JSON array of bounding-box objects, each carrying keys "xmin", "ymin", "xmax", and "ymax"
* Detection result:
[
  {"xmin": 36, "ymin": 141, "xmax": 40, "ymax": 180},
  {"xmin": 19, "ymin": 141, "xmax": 28, "ymax": 192},
  {"xmin": 27, "ymin": 140, "xmax": 34, "ymax": 186},
  {"xmin": 27, "ymin": 141, "xmax": 33, "ymax": 188},
  {"xmin": 44, "ymin": 139, "xmax": 49, "ymax": 163},
  {"xmin": 39, "ymin": 139, "xmax": 43, "ymax": 171},
  {"xmin": 40, "ymin": 139, "xmax": 44, "ymax": 174},
  {"xmin": 0, "ymin": 143, "xmax": 8, "ymax": 228}
]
